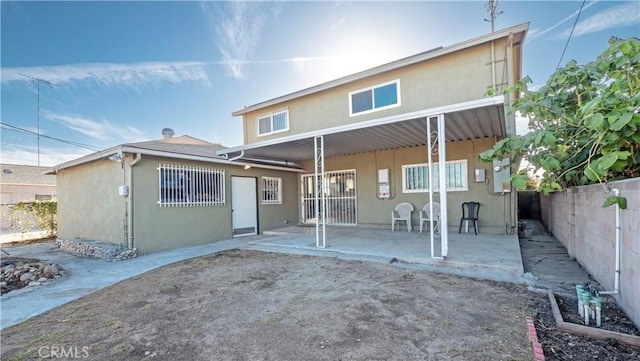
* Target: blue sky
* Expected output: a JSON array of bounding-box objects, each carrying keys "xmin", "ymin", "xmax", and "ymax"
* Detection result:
[{"xmin": 1, "ymin": 1, "xmax": 639, "ymax": 166}]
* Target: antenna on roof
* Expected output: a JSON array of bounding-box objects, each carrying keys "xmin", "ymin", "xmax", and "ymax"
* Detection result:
[
  {"xmin": 19, "ymin": 73, "xmax": 56, "ymax": 166},
  {"xmin": 484, "ymin": 0, "xmax": 503, "ymax": 32}
]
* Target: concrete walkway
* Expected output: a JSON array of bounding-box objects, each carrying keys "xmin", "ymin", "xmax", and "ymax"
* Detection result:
[{"xmin": 518, "ymin": 219, "xmax": 593, "ymax": 296}]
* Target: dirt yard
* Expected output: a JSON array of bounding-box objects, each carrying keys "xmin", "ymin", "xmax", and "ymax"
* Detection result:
[{"xmin": 1, "ymin": 249, "xmax": 539, "ymax": 361}]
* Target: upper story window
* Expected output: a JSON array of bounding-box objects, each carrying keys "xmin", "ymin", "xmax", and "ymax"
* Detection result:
[
  {"xmin": 257, "ymin": 109, "xmax": 289, "ymax": 136},
  {"xmin": 349, "ymin": 80, "xmax": 400, "ymax": 116}
]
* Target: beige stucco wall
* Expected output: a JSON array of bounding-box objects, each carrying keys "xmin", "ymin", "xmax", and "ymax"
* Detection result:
[
  {"xmin": 129, "ymin": 156, "xmax": 298, "ymax": 254},
  {"xmin": 540, "ymin": 178, "xmax": 640, "ymax": 329},
  {"xmin": 57, "ymin": 159, "xmax": 126, "ymax": 245},
  {"xmin": 57, "ymin": 155, "xmax": 299, "ymax": 254},
  {"xmin": 298, "ymin": 137, "xmax": 513, "ymax": 233},
  {"xmin": 243, "ymin": 39, "xmax": 511, "ymax": 144}
]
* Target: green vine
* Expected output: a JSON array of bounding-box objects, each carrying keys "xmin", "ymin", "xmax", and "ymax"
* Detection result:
[
  {"xmin": 10, "ymin": 200, "xmax": 58, "ymax": 236},
  {"xmin": 481, "ymin": 37, "xmax": 639, "ymax": 209}
]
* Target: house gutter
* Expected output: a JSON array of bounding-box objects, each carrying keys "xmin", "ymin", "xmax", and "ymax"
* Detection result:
[
  {"xmin": 127, "ymin": 153, "xmax": 142, "ymax": 249},
  {"xmin": 47, "ymin": 145, "xmax": 304, "ymax": 174}
]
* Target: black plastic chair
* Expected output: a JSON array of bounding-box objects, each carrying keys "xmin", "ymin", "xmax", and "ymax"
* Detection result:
[{"xmin": 458, "ymin": 201, "xmax": 480, "ymax": 235}]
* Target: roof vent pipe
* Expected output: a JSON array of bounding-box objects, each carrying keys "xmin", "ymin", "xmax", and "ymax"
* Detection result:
[{"xmin": 162, "ymin": 128, "xmax": 175, "ymax": 139}]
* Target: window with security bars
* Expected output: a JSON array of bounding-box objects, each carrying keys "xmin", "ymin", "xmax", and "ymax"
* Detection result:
[
  {"xmin": 257, "ymin": 109, "xmax": 289, "ymax": 136},
  {"xmin": 158, "ymin": 164, "xmax": 225, "ymax": 207},
  {"xmin": 261, "ymin": 177, "xmax": 282, "ymax": 204},
  {"xmin": 402, "ymin": 160, "xmax": 468, "ymax": 193}
]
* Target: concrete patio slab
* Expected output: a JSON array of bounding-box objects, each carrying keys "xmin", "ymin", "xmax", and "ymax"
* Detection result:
[{"xmin": 249, "ymin": 225, "xmax": 525, "ymax": 283}]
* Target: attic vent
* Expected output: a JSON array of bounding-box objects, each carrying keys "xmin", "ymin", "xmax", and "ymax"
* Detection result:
[{"xmin": 162, "ymin": 128, "xmax": 175, "ymax": 139}]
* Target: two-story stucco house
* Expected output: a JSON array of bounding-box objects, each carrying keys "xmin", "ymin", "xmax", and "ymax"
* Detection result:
[
  {"xmin": 52, "ymin": 23, "xmax": 528, "ymax": 255},
  {"xmin": 217, "ymin": 23, "xmax": 528, "ymax": 257}
]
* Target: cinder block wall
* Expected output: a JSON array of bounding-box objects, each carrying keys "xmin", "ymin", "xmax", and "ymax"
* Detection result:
[{"xmin": 540, "ymin": 178, "xmax": 640, "ymax": 329}]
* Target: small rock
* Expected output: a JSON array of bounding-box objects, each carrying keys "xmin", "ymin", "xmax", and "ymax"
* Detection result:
[
  {"xmin": 20, "ymin": 272, "xmax": 33, "ymax": 282},
  {"xmin": 42, "ymin": 265, "xmax": 59, "ymax": 278},
  {"xmin": 37, "ymin": 277, "xmax": 48, "ymax": 283},
  {"xmin": 29, "ymin": 281, "xmax": 41, "ymax": 287},
  {"xmin": 0, "ymin": 281, "xmax": 7, "ymax": 287}
]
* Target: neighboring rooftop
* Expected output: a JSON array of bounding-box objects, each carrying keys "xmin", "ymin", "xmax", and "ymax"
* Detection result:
[{"xmin": 0, "ymin": 164, "xmax": 56, "ymax": 185}]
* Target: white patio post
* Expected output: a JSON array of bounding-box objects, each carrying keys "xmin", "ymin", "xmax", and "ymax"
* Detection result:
[
  {"xmin": 314, "ymin": 135, "xmax": 326, "ymax": 248},
  {"xmin": 426, "ymin": 116, "xmax": 436, "ymax": 258},
  {"xmin": 427, "ymin": 114, "xmax": 447, "ymax": 260},
  {"xmin": 437, "ymin": 114, "xmax": 448, "ymax": 258}
]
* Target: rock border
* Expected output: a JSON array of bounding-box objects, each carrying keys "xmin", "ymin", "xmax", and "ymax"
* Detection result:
[
  {"xmin": 1, "ymin": 260, "xmax": 64, "ymax": 295},
  {"xmin": 56, "ymin": 238, "xmax": 137, "ymax": 261},
  {"xmin": 547, "ymin": 290, "xmax": 640, "ymax": 348}
]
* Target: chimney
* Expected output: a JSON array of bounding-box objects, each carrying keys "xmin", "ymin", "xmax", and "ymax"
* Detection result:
[{"xmin": 161, "ymin": 128, "xmax": 175, "ymax": 139}]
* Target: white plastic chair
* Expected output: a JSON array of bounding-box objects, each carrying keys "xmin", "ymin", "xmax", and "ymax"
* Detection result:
[
  {"xmin": 420, "ymin": 202, "xmax": 441, "ymax": 234},
  {"xmin": 391, "ymin": 202, "xmax": 414, "ymax": 232}
]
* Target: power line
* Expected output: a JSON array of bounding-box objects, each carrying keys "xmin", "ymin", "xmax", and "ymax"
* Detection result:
[
  {"xmin": 556, "ymin": 0, "xmax": 586, "ymax": 71},
  {"xmin": 0, "ymin": 122, "xmax": 102, "ymax": 151}
]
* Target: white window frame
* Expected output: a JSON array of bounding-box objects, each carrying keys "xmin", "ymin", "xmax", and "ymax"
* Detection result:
[
  {"xmin": 261, "ymin": 176, "xmax": 283, "ymax": 205},
  {"xmin": 256, "ymin": 109, "xmax": 289, "ymax": 137},
  {"xmin": 402, "ymin": 159, "xmax": 468, "ymax": 193},
  {"xmin": 157, "ymin": 164, "xmax": 225, "ymax": 207},
  {"xmin": 349, "ymin": 79, "xmax": 401, "ymax": 117}
]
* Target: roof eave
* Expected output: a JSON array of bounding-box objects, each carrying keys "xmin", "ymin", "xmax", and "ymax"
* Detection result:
[{"xmin": 47, "ymin": 145, "xmax": 304, "ymax": 174}]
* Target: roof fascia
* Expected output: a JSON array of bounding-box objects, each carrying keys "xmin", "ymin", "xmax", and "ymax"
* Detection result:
[
  {"xmin": 220, "ymin": 95, "xmax": 505, "ymax": 156},
  {"xmin": 233, "ymin": 23, "xmax": 528, "ymax": 116},
  {"xmin": 46, "ymin": 145, "xmax": 123, "ymax": 174},
  {"xmin": 48, "ymin": 145, "xmax": 304, "ymax": 174}
]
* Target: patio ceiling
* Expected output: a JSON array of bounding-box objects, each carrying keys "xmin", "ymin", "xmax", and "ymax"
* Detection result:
[{"xmin": 220, "ymin": 100, "xmax": 505, "ymax": 163}]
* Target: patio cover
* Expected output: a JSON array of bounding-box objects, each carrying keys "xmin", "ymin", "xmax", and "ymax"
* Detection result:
[
  {"xmin": 218, "ymin": 95, "xmax": 509, "ymax": 259},
  {"xmin": 217, "ymin": 96, "xmax": 506, "ymax": 164}
]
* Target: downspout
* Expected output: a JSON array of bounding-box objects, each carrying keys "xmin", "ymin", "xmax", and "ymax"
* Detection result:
[
  {"xmin": 127, "ymin": 153, "xmax": 142, "ymax": 249},
  {"xmin": 600, "ymin": 188, "xmax": 621, "ymax": 295}
]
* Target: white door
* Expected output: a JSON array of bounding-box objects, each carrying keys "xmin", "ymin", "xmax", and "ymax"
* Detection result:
[{"xmin": 231, "ymin": 176, "xmax": 257, "ymax": 237}]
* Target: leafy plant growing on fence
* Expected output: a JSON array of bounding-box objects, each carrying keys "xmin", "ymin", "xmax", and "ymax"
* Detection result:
[
  {"xmin": 10, "ymin": 200, "xmax": 58, "ymax": 236},
  {"xmin": 480, "ymin": 37, "xmax": 639, "ymax": 208}
]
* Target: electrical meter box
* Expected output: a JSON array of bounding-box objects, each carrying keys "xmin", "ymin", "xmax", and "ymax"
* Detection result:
[{"xmin": 378, "ymin": 169, "xmax": 390, "ymax": 199}]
